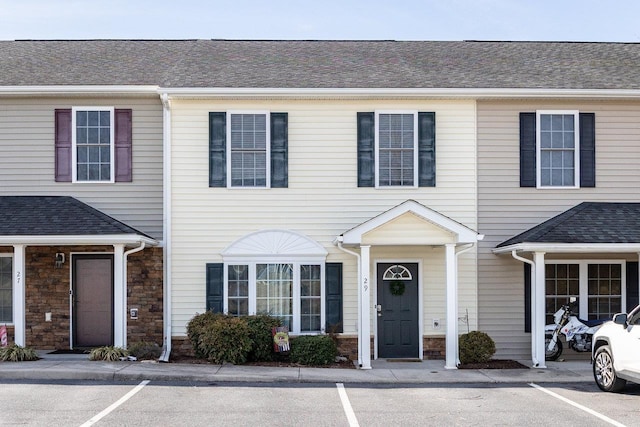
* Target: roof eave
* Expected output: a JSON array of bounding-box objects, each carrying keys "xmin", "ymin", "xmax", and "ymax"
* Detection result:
[
  {"xmin": 493, "ymin": 242, "xmax": 640, "ymax": 255},
  {"xmin": 159, "ymin": 87, "xmax": 640, "ymax": 100},
  {"xmin": 0, "ymin": 234, "xmax": 158, "ymax": 246},
  {"xmin": 0, "ymin": 85, "xmax": 160, "ymax": 96}
]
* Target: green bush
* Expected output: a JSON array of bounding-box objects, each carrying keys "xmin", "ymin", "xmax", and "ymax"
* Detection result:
[
  {"xmin": 245, "ymin": 315, "xmax": 282, "ymax": 362},
  {"xmin": 459, "ymin": 331, "xmax": 496, "ymax": 364},
  {"xmin": 186, "ymin": 311, "xmax": 226, "ymax": 358},
  {"xmin": 196, "ymin": 315, "xmax": 252, "ymax": 364},
  {"xmin": 0, "ymin": 344, "xmax": 39, "ymax": 362},
  {"xmin": 128, "ymin": 341, "xmax": 161, "ymax": 360},
  {"xmin": 89, "ymin": 346, "xmax": 129, "ymax": 361},
  {"xmin": 290, "ymin": 335, "xmax": 338, "ymax": 366}
]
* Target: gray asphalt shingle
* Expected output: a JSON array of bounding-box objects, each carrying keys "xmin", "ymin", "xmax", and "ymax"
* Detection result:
[
  {"xmin": 0, "ymin": 196, "xmax": 152, "ymax": 237},
  {"xmin": 497, "ymin": 202, "xmax": 640, "ymax": 247},
  {"xmin": 1, "ymin": 39, "xmax": 640, "ymax": 89}
]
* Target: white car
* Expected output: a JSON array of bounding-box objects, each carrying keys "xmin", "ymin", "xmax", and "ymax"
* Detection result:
[{"xmin": 592, "ymin": 305, "xmax": 640, "ymax": 392}]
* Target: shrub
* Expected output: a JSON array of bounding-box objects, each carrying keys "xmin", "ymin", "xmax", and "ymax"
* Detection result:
[
  {"xmin": 289, "ymin": 335, "xmax": 337, "ymax": 366},
  {"xmin": 89, "ymin": 346, "xmax": 129, "ymax": 361},
  {"xmin": 0, "ymin": 344, "xmax": 39, "ymax": 362},
  {"xmin": 128, "ymin": 341, "xmax": 162, "ymax": 360},
  {"xmin": 186, "ymin": 311, "xmax": 226, "ymax": 358},
  {"xmin": 245, "ymin": 315, "xmax": 282, "ymax": 362},
  {"xmin": 199, "ymin": 316, "xmax": 252, "ymax": 364},
  {"xmin": 459, "ymin": 331, "xmax": 496, "ymax": 364}
]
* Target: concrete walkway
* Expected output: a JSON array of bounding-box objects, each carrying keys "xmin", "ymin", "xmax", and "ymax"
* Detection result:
[{"xmin": 0, "ymin": 352, "xmax": 595, "ymax": 384}]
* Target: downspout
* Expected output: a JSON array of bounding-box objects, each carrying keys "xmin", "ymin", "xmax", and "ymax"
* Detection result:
[
  {"xmin": 448, "ymin": 243, "xmax": 476, "ymax": 367},
  {"xmin": 510, "ymin": 250, "xmax": 540, "ymax": 367},
  {"xmin": 123, "ymin": 242, "xmax": 146, "ymax": 349},
  {"xmin": 159, "ymin": 92, "xmax": 172, "ymax": 362},
  {"xmin": 334, "ymin": 237, "xmax": 364, "ymax": 368}
]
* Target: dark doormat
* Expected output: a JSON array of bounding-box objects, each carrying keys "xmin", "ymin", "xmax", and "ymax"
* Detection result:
[
  {"xmin": 48, "ymin": 349, "xmax": 91, "ymax": 355},
  {"xmin": 386, "ymin": 358, "xmax": 422, "ymax": 362}
]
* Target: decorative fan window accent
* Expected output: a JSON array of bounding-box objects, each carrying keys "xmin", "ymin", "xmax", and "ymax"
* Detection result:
[{"xmin": 382, "ymin": 265, "xmax": 412, "ymax": 281}]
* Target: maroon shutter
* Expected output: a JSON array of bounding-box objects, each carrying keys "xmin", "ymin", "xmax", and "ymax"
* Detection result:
[
  {"xmin": 114, "ymin": 109, "xmax": 132, "ymax": 182},
  {"xmin": 54, "ymin": 109, "xmax": 72, "ymax": 182}
]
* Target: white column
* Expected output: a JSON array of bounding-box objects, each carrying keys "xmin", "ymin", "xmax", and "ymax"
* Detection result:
[
  {"xmin": 445, "ymin": 243, "xmax": 458, "ymax": 369},
  {"xmin": 12, "ymin": 245, "xmax": 26, "ymax": 346},
  {"xmin": 533, "ymin": 251, "xmax": 546, "ymax": 368},
  {"xmin": 360, "ymin": 245, "xmax": 371, "ymax": 369},
  {"xmin": 113, "ymin": 244, "xmax": 126, "ymax": 348}
]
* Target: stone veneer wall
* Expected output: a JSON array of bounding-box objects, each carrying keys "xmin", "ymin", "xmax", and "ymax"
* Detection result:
[{"xmin": 0, "ymin": 245, "xmax": 162, "ymax": 349}]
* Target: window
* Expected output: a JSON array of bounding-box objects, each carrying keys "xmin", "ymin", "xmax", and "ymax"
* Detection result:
[
  {"xmin": 225, "ymin": 262, "xmax": 323, "ymax": 333},
  {"xmin": 72, "ymin": 107, "xmax": 115, "ymax": 182},
  {"xmin": 209, "ymin": 112, "xmax": 288, "ymax": 188},
  {"xmin": 376, "ymin": 112, "xmax": 418, "ymax": 187},
  {"xmin": 0, "ymin": 256, "xmax": 12, "ymax": 323},
  {"xmin": 537, "ymin": 111, "xmax": 579, "ymax": 188},
  {"xmin": 519, "ymin": 111, "xmax": 595, "ymax": 189},
  {"xmin": 228, "ymin": 112, "xmax": 269, "ymax": 187},
  {"xmin": 545, "ymin": 261, "xmax": 624, "ymax": 323}
]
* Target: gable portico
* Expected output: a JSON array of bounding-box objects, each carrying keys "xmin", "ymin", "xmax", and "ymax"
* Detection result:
[{"xmin": 335, "ymin": 200, "xmax": 483, "ymax": 369}]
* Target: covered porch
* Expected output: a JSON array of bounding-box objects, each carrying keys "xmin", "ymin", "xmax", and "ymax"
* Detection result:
[{"xmin": 335, "ymin": 200, "xmax": 483, "ymax": 369}]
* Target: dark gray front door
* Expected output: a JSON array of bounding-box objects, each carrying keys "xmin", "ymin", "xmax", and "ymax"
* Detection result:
[
  {"xmin": 377, "ymin": 263, "xmax": 419, "ymax": 358},
  {"xmin": 73, "ymin": 255, "xmax": 114, "ymax": 347}
]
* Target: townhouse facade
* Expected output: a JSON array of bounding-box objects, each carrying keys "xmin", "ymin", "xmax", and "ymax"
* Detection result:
[{"xmin": 2, "ymin": 40, "xmax": 640, "ymax": 368}]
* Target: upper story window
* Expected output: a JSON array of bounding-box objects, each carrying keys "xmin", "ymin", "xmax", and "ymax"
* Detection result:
[
  {"xmin": 537, "ymin": 111, "xmax": 579, "ymax": 188},
  {"xmin": 209, "ymin": 112, "xmax": 288, "ymax": 189},
  {"xmin": 55, "ymin": 108, "xmax": 132, "ymax": 183},
  {"xmin": 357, "ymin": 111, "xmax": 435, "ymax": 189},
  {"xmin": 73, "ymin": 107, "xmax": 115, "ymax": 183},
  {"xmin": 0, "ymin": 256, "xmax": 12, "ymax": 323},
  {"xmin": 228, "ymin": 112, "xmax": 269, "ymax": 187},
  {"xmin": 376, "ymin": 112, "xmax": 418, "ymax": 187},
  {"xmin": 519, "ymin": 110, "xmax": 595, "ymax": 189}
]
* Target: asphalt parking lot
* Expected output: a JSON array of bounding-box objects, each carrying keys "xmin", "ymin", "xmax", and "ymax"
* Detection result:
[{"xmin": 2, "ymin": 379, "xmax": 639, "ymax": 426}]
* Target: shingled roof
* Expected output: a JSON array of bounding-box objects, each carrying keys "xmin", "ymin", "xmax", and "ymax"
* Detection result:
[
  {"xmin": 497, "ymin": 202, "xmax": 640, "ymax": 247},
  {"xmin": 2, "ymin": 39, "xmax": 640, "ymax": 89},
  {"xmin": 0, "ymin": 196, "xmax": 152, "ymax": 238}
]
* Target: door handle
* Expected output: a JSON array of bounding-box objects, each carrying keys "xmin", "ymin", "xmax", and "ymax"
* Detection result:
[{"xmin": 376, "ymin": 304, "xmax": 382, "ymax": 316}]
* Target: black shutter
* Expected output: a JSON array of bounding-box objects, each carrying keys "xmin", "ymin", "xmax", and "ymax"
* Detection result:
[
  {"xmin": 627, "ymin": 262, "xmax": 639, "ymax": 313},
  {"xmin": 520, "ymin": 113, "xmax": 536, "ymax": 187},
  {"xmin": 418, "ymin": 112, "xmax": 436, "ymax": 187},
  {"xmin": 270, "ymin": 113, "xmax": 288, "ymax": 188},
  {"xmin": 524, "ymin": 264, "xmax": 531, "ymax": 333},
  {"xmin": 325, "ymin": 262, "xmax": 343, "ymax": 333},
  {"xmin": 357, "ymin": 112, "xmax": 375, "ymax": 187},
  {"xmin": 579, "ymin": 113, "xmax": 596, "ymax": 188},
  {"xmin": 206, "ymin": 263, "xmax": 224, "ymax": 313},
  {"xmin": 209, "ymin": 112, "xmax": 226, "ymax": 187}
]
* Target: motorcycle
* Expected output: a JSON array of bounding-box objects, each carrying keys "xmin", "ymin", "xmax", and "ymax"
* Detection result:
[{"xmin": 544, "ymin": 297, "xmax": 606, "ymax": 361}]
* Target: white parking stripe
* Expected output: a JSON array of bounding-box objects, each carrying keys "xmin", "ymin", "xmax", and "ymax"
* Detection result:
[
  {"xmin": 529, "ymin": 383, "xmax": 627, "ymax": 427},
  {"xmin": 336, "ymin": 383, "xmax": 359, "ymax": 427},
  {"xmin": 79, "ymin": 380, "xmax": 150, "ymax": 427}
]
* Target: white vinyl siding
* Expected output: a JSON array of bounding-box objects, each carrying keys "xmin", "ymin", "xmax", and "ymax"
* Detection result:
[
  {"xmin": 478, "ymin": 100, "xmax": 640, "ymax": 359},
  {"xmin": 0, "ymin": 97, "xmax": 164, "ymax": 240},
  {"xmin": 170, "ymin": 99, "xmax": 478, "ymax": 337}
]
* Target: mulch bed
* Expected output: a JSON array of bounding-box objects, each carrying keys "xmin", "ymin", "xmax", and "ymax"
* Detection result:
[{"xmin": 458, "ymin": 359, "xmax": 529, "ymax": 369}]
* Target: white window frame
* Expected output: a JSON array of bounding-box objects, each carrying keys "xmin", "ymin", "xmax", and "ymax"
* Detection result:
[
  {"xmin": 545, "ymin": 260, "xmax": 626, "ymax": 319},
  {"xmin": 536, "ymin": 110, "xmax": 580, "ymax": 189},
  {"xmin": 223, "ymin": 258, "xmax": 326, "ymax": 334},
  {"xmin": 0, "ymin": 254, "xmax": 13, "ymax": 324},
  {"xmin": 375, "ymin": 110, "xmax": 419, "ymax": 189},
  {"xmin": 71, "ymin": 107, "xmax": 115, "ymax": 183},
  {"xmin": 226, "ymin": 111, "xmax": 271, "ymax": 189}
]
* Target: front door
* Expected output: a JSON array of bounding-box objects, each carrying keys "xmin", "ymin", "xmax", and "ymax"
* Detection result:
[
  {"xmin": 72, "ymin": 255, "xmax": 114, "ymax": 347},
  {"xmin": 377, "ymin": 263, "xmax": 419, "ymax": 358}
]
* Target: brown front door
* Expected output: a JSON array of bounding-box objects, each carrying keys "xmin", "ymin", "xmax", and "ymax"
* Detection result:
[{"xmin": 73, "ymin": 255, "xmax": 114, "ymax": 347}]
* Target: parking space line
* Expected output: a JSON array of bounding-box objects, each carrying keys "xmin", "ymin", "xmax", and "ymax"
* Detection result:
[
  {"xmin": 79, "ymin": 380, "xmax": 150, "ymax": 427},
  {"xmin": 336, "ymin": 383, "xmax": 359, "ymax": 427},
  {"xmin": 529, "ymin": 383, "xmax": 627, "ymax": 427}
]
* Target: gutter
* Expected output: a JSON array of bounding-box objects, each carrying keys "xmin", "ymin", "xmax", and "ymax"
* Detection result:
[
  {"xmin": 0, "ymin": 85, "xmax": 160, "ymax": 96},
  {"xmin": 159, "ymin": 92, "xmax": 172, "ymax": 362},
  {"xmin": 334, "ymin": 237, "xmax": 364, "ymax": 368},
  {"xmin": 510, "ymin": 250, "xmax": 541, "ymax": 368}
]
